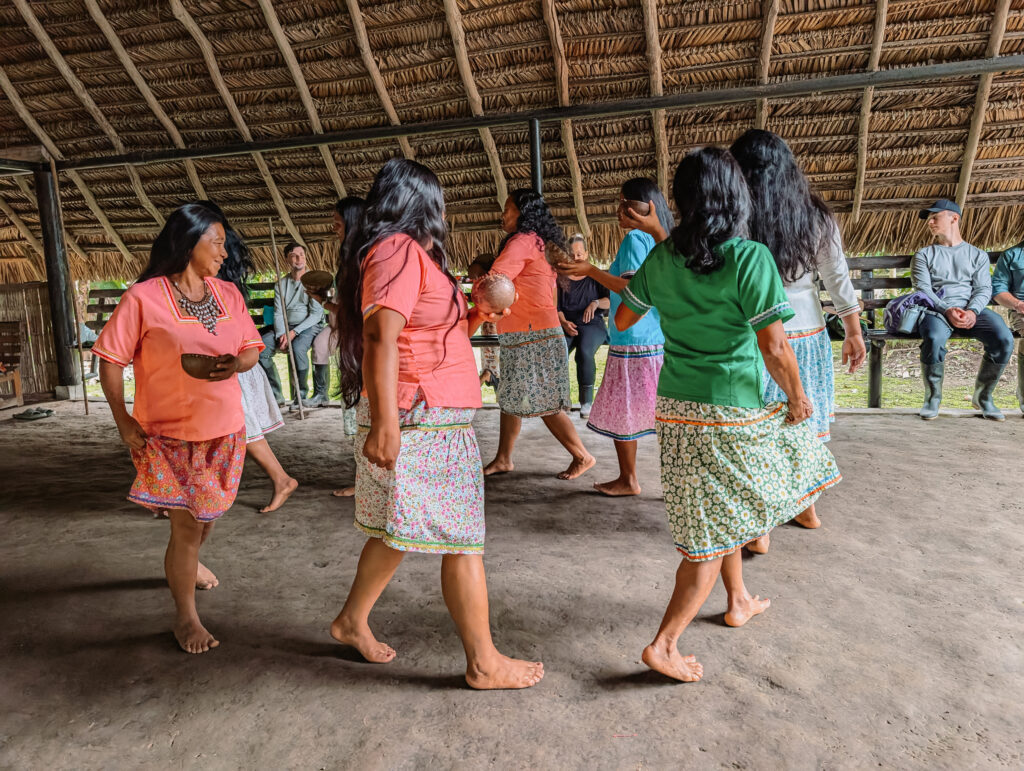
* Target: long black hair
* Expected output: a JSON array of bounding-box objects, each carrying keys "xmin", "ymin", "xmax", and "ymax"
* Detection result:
[
  {"xmin": 334, "ymin": 195, "xmax": 366, "ymax": 269},
  {"xmin": 499, "ymin": 188, "xmax": 566, "ymax": 254},
  {"xmin": 200, "ymin": 201, "xmax": 254, "ymax": 298},
  {"xmin": 670, "ymin": 147, "xmax": 751, "ymax": 275},
  {"xmin": 730, "ymin": 129, "xmax": 833, "ymax": 283},
  {"xmin": 336, "ymin": 159, "xmax": 457, "ymax": 407},
  {"xmin": 621, "ymin": 177, "xmax": 675, "ymax": 235},
  {"xmin": 138, "ymin": 203, "xmax": 224, "ymax": 282}
]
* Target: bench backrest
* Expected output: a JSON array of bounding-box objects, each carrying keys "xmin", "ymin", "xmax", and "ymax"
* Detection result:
[{"xmin": 0, "ymin": 320, "xmax": 23, "ymax": 368}]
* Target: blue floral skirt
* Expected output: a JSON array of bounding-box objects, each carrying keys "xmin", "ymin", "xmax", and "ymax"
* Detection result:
[{"xmin": 762, "ymin": 326, "xmax": 835, "ymax": 442}]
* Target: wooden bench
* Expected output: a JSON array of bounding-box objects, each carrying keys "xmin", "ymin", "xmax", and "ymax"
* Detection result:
[{"xmin": 0, "ymin": 320, "xmax": 25, "ymax": 409}]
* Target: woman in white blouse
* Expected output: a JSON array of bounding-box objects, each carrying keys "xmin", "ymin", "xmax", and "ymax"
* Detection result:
[{"xmin": 731, "ymin": 130, "xmax": 866, "ymax": 545}]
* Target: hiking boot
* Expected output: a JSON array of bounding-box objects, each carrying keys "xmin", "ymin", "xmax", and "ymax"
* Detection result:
[
  {"xmin": 971, "ymin": 357, "xmax": 1007, "ymax": 421},
  {"xmin": 1017, "ymin": 351, "xmax": 1024, "ymax": 416},
  {"xmin": 919, "ymin": 362, "xmax": 944, "ymax": 420}
]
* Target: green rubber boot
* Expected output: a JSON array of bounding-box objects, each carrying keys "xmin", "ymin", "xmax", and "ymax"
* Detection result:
[
  {"xmin": 1016, "ymin": 349, "xmax": 1024, "ymax": 416},
  {"xmin": 919, "ymin": 362, "xmax": 944, "ymax": 420},
  {"xmin": 971, "ymin": 357, "xmax": 1007, "ymax": 421}
]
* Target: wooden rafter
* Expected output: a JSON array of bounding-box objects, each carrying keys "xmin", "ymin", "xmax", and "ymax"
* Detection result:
[
  {"xmin": 343, "ymin": 0, "xmax": 415, "ymax": 160},
  {"xmin": 12, "ymin": 176, "xmax": 88, "ymax": 261},
  {"xmin": 0, "ymin": 194, "xmax": 45, "ymax": 280},
  {"xmin": 442, "ymin": 0, "xmax": 508, "ymax": 209},
  {"xmin": 0, "ymin": 67, "xmax": 133, "ymax": 261},
  {"xmin": 956, "ymin": 0, "xmax": 1011, "ymax": 208},
  {"xmin": 852, "ymin": 0, "xmax": 889, "ymax": 223},
  {"xmin": 640, "ymin": 0, "xmax": 669, "ymax": 192},
  {"xmin": 83, "ymin": 0, "xmax": 206, "ymax": 200},
  {"xmin": 255, "ymin": 0, "xmax": 347, "ymax": 199},
  {"xmin": 169, "ymin": 0, "xmax": 304, "ymax": 245},
  {"xmin": 754, "ymin": 0, "xmax": 780, "ymax": 129},
  {"xmin": 12, "ymin": 0, "xmax": 165, "ymax": 228},
  {"xmin": 541, "ymin": 0, "xmax": 590, "ymax": 238}
]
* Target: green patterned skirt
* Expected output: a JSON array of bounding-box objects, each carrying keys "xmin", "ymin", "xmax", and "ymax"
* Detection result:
[{"xmin": 655, "ymin": 397, "xmax": 841, "ymax": 562}]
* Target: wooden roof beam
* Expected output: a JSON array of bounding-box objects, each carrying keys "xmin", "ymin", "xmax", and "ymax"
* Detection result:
[
  {"xmin": 0, "ymin": 194, "xmax": 44, "ymax": 279},
  {"xmin": 442, "ymin": 0, "xmax": 508, "ymax": 210},
  {"xmin": 640, "ymin": 0, "xmax": 669, "ymax": 193},
  {"xmin": 541, "ymin": 0, "xmax": 590, "ymax": 238},
  {"xmin": 11, "ymin": 176, "xmax": 88, "ymax": 262},
  {"xmin": 12, "ymin": 0, "xmax": 165, "ymax": 228},
  {"xmin": 169, "ymin": 0, "xmax": 304, "ymax": 245},
  {"xmin": 0, "ymin": 67, "xmax": 134, "ymax": 261},
  {"xmin": 754, "ymin": 0, "xmax": 780, "ymax": 129},
  {"xmin": 343, "ymin": 0, "xmax": 415, "ymax": 161},
  {"xmin": 255, "ymin": 0, "xmax": 347, "ymax": 199},
  {"xmin": 852, "ymin": 0, "xmax": 889, "ymax": 223},
  {"xmin": 956, "ymin": 0, "xmax": 1011, "ymax": 209}
]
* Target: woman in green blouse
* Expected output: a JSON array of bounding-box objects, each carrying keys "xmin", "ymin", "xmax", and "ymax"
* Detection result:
[{"xmin": 617, "ymin": 147, "xmax": 842, "ymax": 682}]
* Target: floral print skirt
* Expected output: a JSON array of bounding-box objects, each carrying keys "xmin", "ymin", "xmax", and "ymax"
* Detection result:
[
  {"xmin": 762, "ymin": 326, "xmax": 835, "ymax": 442},
  {"xmin": 496, "ymin": 327, "xmax": 571, "ymax": 417},
  {"xmin": 586, "ymin": 345, "xmax": 663, "ymax": 440},
  {"xmin": 128, "ymin": 431, "xmax": 246, "ymax": 522},
  {"xmin": 354, "ymin": 393, "xmax": 485, "ymax": 555},
  {"xmin": 655, "ymin": 397, "xmax": 841, "ymax": 562}
]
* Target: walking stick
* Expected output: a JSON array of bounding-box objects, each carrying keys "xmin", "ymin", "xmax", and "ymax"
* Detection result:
[
  {"xmin": 70, "ymin": 282, "xmax": 89, "ymax": 416},
  {"xmin": 268, "ymin": 219, "xmax": 306, "ymax": 420}
]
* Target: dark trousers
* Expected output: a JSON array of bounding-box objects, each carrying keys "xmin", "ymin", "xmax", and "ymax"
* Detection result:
[
  {"xmin": 259, "ymin": 325, "xmax": 319, "ymax": 402},
  {"xmin": 564, "ymin": 318, "xmax": 608, "ymax": 396},
  {"xmin": 919, "ymin": 308, "xmax": 1014, "ymax": 365}
]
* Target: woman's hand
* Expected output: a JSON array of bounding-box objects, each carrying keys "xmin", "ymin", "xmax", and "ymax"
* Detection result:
[
  {"xmin": 363, "ymin": 421, "xmax": 400, "ymax": 470},
  {"xmin": 560, "ymin": 317, "xmax": 578, "ymax": 336},
  {"xmin": 116, "ymin": 416, "xmax": 148, "ymax": 450},
  {"xmin": 208, "ymin": 354, "xmax": 239, "ymax": 381},
  {"xmin": 582, "ymin": 300, "xmax": 599, "ymax": 324},
  {"xmin": 555, "ymin": 260, "xmax": 591, "ymax": 279},
  {"xmin": 841, "ymin": 334, "xmax": 867, "ymax": 374},
  {"xmin": 785, "ymin": 394, "xmax": 814, "ymax": 426}
]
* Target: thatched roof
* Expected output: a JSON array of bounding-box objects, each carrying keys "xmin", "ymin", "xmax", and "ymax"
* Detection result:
[{"xmin": 1, "ymin": 0, "xmax": 1024, "ymax": 283}]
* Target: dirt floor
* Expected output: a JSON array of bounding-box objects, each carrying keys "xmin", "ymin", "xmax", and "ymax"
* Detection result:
[{"xmin": 1, "ymin": 400, "xmax": 1022, "ymax": 769}]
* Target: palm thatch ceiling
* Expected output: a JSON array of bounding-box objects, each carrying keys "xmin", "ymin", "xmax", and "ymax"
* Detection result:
[{"xmin": 1, "ymin": 0, "xmax": 1024, "ymax": 283}]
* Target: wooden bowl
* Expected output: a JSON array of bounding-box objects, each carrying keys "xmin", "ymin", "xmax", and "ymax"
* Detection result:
[
  {"xmin": 300, "ymin": 270, "xmax": 334, "ymax": 295},
  {"xmin": 619, "ymin": 199, "xmax": 651, "ymax": 217},
  {"xmin": 471, "ymin": 273, "xmax": 516, "ymax": 315},
  {"xmin": 180, "ymin": 353, "xmax": 219, "ymax": 380}
]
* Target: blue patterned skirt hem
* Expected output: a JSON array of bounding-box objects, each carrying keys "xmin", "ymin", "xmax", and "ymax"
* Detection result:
[{"xmin": 762, "ymin": 326, "xmax": 835, "ymax": 442}]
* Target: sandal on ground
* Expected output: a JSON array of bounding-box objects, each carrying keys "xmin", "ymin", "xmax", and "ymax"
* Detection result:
[{"xmin": 13, "ymin": 407, "xmax": 52, "ymax": 421}]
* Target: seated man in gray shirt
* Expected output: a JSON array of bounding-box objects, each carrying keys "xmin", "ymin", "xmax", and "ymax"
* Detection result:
[
  {"xmin": 259, "ymin": 242, "xmax": 325, "ymax": 407},
  {"xmin": 912, "ymin": 199, "xmax": 1014, "ymax": 421},
  {"xmin": 991, "ymin": 237, "xmax": 1024, "ymax": 414}
]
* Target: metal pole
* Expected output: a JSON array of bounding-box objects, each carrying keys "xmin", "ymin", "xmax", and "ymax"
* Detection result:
[
  {"xmin": 529, "ymin": 118, "xmax": 542, "ymax": 194},
  {"xmin": 269, "ymin": 219, "xmax": 305, "ymax": 420},
  {"xmin": 32, "ymin": 162, "xmax": 78, "ymax": 388}
]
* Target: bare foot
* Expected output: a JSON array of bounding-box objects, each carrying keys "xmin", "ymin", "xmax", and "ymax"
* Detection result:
[
  {"xmin": 466, "ymin": 654, "xmax": 544, "ymax": 690},
  {"xmin": 746, "ymin": 534, "xmax": 770, "ymax": 554},
  {"xmin": 794, "ymin": 505, "xmax": 821, "ymax": 529},
  {"xmin": 174, "ymin": 618, "xmax": 219, "ymax": 654},
  {"xmin": 331, "ymin": 486, "xmax": 355, "ymax": 497},
  {"xmin": 593, "ymin": 476, "xmax": 641, "ymax": 496},
  {"xmin": 641, "ymin": 643, "xmax": 703, "ymax": 682},
  {"xmin": 330, "ymin": 616, "xmax": 396, "ymax": 663},
  {"xmin": 724, "ymin": 594, "xmax": 771, "ymax": 628},
  {"xmin": 557, "ymin": 453, "xmax": 596, "ymax": 480},
  {"xmin": 196, "ymin": 561, "xmax": 219, "ymax": 590},
  {"xmin": 483, "ymin": 458, "xmax": 514, "ymax": 476},
  {"xmin": 260, "ymin": 477, "xmax": 298, "ymax": 513}
]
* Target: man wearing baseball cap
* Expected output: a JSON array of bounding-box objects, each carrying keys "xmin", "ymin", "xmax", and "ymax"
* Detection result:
[{"xmin": 911, "ymin": 199, "xmax": 1014, "ymax": 420}]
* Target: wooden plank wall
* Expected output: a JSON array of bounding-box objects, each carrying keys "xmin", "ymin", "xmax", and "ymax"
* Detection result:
[{"xmin": 0, "ymin": 282, "xmax": 58, "ymax": 394}]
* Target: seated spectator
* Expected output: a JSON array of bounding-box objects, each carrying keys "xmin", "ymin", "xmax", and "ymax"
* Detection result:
[
  {"xmin": 557, "ymin": 234, "xmax": 609, "ymax": 417},
  {"xmin": 258, "ymin": 242, "xmax": 324, "ymax": 409},
  {"xmin": 991, "ymin": 237, "xmax": 1024, "ymax": 415},
  {"xmin": 912, "ymin": 199, "xmax": 1013, "ymax": 421}
]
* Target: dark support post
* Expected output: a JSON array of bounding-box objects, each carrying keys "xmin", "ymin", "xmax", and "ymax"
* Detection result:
[
  {"xmin": 33, "ymin": 165, "xmax": 79, "ymax": 388},
  {"xmin": 529, "ymin": 118, "xmax": 542, "ymax": 194},
  {"xmin": 868, "ymin": 339, "xmax": 884, "ymax": 409}
]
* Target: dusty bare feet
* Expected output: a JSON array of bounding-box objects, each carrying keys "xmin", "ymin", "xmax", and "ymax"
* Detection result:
[
  {"xmin": 746, "ymin": 534, "xmax": 770, "ymax": 554},
  {"xmin": 641, "ymin": 642, "xmax": 703, "ymax": 682},
  {"xmin": 331, "ymin": 486, "xmax": 355, "ymax": 497},
  {"xmin": 593, "ymin": 476, "xmax": 641, "ymax": 496},
  {"xmin": 557, "ymin": 453, "xmax": 596, "ymax": 480},
  {"xmin": 330, "ymin": 616, "xmax": 396, "ymax": 663},
  {"xmin": 483, "ymin": 457, "xmax": 514, "ymax": 476},
  {"xmin": 465, "ymin": 654, "xmax": 544, "ymax": 690},
  {"xmin": 260, "ymin": 477, "xmax": 298, "ymax": 513},
  {"xmin": 794, "ymin": 504, "xmax": 821, "ymax": 529},
  {"xmin": 174, "ymin": 618, "xmax": 219, "ymax": 654},
  {"xmin": 196, "ymin": 561, "xmax": 219, "ymax": 590},
  {"xmin": 724, "ymin": 594, "xmax": 771, "ymax": 628}
]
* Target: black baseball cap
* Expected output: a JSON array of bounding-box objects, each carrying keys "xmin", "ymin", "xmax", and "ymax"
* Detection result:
[{"xmin": 919, "ymin": 199, "xmax": 961, "ymax": 219}]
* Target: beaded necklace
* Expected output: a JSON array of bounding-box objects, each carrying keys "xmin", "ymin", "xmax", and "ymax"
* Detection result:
[{"xmin": 171, "ymin": 278, "xmax": 220, "ymax": 335}]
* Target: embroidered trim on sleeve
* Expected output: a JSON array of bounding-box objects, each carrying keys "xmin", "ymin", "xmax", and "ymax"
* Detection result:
[
  {"xmin": 748, "ymin": 301, "xmax": 793, "ymax": 327},
  {"xmin": 91, "ymin": 345, "xmax": 131, "ymax": 367},
  {"xmin": 621, "ymin": 285, "xmax": 652, "ymax": 312}
]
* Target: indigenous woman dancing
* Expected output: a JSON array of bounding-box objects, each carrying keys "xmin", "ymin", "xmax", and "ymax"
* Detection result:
[
  {"xmin": 731, "ymin": 130, "xmax": 865, "ymax": 548},
  {"xmin": 616, "ymin": 148, "xmax": 841, "ymax": 682},
  {"xmin": 329, "ymin": 159, "xmax": 543, "ymax": 689},
  {"xmin": 557, "ymin": 178, "xmax": 674, "ymax": 496},
  {"xmin": 481, "ymin": 189, "xmax": 594, "ymax": 480},
  {"xmin": 203, "ymin": 201, "xmax": 297, "ymax": 513},
  {"xmin": 94, "ymin": 204, "xmax": 266, "ymax": 653}
]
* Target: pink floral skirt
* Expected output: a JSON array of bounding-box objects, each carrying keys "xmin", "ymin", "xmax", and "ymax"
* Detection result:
[
  {"xmin": 128, "ymin": 431, "xmax": 246, "ymax": 522},
  {"xmin": 586, "ymin": 345, "xmax": 663, "ymax": 440}
]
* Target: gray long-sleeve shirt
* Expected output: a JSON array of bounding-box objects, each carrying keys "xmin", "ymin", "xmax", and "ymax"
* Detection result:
[
  {"xmin": 273, "ymin": 275, "xmax": 324, "ymax": 337},
  {"xmin": 910, "ymin": 241, "xmax": 992, "ymax": 315}
]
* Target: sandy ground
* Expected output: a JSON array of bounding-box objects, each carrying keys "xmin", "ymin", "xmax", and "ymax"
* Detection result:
[{"xmin": 1, "ymin": 400, "xmax": 1022, "ymax": 769}]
